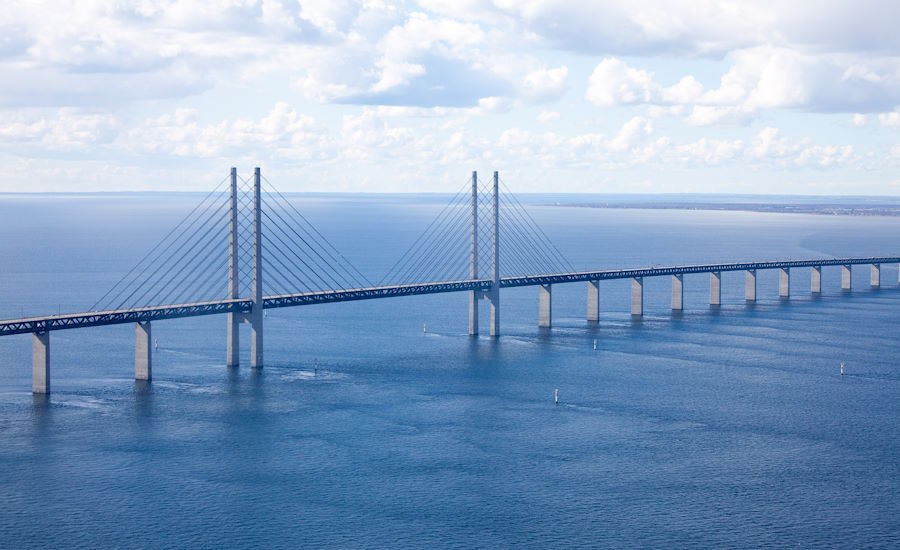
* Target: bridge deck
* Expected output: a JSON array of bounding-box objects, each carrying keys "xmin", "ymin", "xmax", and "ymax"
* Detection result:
[{"xmin": 1, "ymin": 256, "xmax": 896, "ymax": 336}]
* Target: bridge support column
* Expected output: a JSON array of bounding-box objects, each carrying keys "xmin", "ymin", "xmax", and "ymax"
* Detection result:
[
  {"xmin": 32, "ymin": 332, "xmax": 49, "ymax": 395},
  {"xmin": 811, "ymin": 266, "xmax": 821, "ymax": 294},
  {"xmin": 227, "ymin": 166, "xmax": 240, "ymax": 367},
  {"xmin": 250, "ymin": 167, "xmax": 264, "ymax": 368},
  {"xmin": 469, "ymin": 171, "xmax": 478, "ymax": 336},
  {"xmin": 842, "ymin": 265, "xmax": 852, "ymax": 291},
  {"xmin": 631, "ymin": 277, "xmax": 643, "ymax": 316},
  {"xmin": 539, "ymin": 285, "xmax": 552, "ymax": 328},
  {"xmin": 745, "ymin": 270, "xmax": 756, "ymax": 301},
  {"xmin": 709, "ymin": 272, "xmax": 721, "ymax": 306},
  {"xmin": 779, "ymin": 268, "xmax": 790, "ymax": 298},
  {"xmin": 671, "ymin": 274, "xmax": 683, "ymax": 310},
  {"xmin": 871, "ymin": 264, "xmax": 880, "ymax": 288},
  {"xmin": 135, "ymin": 321, "xmax": 151, "ymax": 381},
  {"xmin": 587, "ymin": 281, "xmax": 599, "ymax": 322},
  {"xmin": 489, "ymin": 171, "xmax": 500, "ymax": 337}
]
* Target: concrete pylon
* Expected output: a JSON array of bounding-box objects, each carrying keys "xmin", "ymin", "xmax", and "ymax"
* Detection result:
[
  {"xmin": 745, "ymin": 270, "xmax": 756, "ymax": 301},
  {"xmin": 539, "ymin": 284, "xmax": 551, "ymax": 328},
  {"xmin": 631, "ymin": 277, "xmax": 643, "ymax": 316},
  {"xmin": 709, "ymin": 272, "xmax": 721, "ymax": 306},
  {"xmin": 489, "ymin": 171, "xmax": 500, "ymax": 337},
  {"xmin": 469, "ymin": 171, "xmax": 478, "ymax": 336},
  {"xmin": 135, "ymin": 321, "xmax": 151, "ymax": 381},
  {"xmin": 671, "ymin": 274, "xmax": 683, "ymax": 310},
  {"xmin": 587, "ymin": 281, "xmax": 599, "ymax": 322},
  {"xmin": 250, "ymin": 167, "xmax": 264, "ymax": 368},
  {"xmin": 842, "ymin": 264, "xmax": 852, "ymax": 291},
  {"xmin": 871, "ymin": 264, "xmax": 880, "ymax": 288},
  {"xmin": 811, "ymin": 266, "xmax": 822, "ymax": 294},
  {"xmin": 779, "ymin": 268, "xmax": 790, "ymax": 298},
  {"xmin": 32, "ymin": 332, "xmax": 49, "ymax": 395},
  {"xmin": 227, "ymin": 167, "xmax": 240, "ymax": 367}
]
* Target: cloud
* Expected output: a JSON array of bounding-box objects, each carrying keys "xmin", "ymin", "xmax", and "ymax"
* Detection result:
[
  {"xmin": 879, "ymin": 109, "xmax": 900, "ymax": 127},
  {"xmin": 537, "ymin": 111, "xmax": 560, "ymax": 122},
  {"xmin": 521, "ymin": 66, "xmax": 568, "ymax": 102},
  {"xmin": 586, "ymin": 49, "xmax": 900, "ymax": 122}
]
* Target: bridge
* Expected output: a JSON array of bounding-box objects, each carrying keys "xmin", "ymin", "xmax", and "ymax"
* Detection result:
[{"xmin": 1, "ymin": 167, "xmax": 897, "ymax": 394}]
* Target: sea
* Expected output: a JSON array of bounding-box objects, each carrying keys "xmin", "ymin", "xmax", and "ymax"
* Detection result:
[{"xmin": 0, "ymin": 193, "xmax": 898, "ymax": 548}]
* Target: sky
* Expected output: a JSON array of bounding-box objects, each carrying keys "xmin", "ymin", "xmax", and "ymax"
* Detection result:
[{"xmin": 1, "ymin": 0, "xmax": 900, "ymax": 194}]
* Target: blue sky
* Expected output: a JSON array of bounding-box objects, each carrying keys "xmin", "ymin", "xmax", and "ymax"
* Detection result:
[{"xmin": 1, "ymin": 0, "xmax": 899, "ymax": 194}]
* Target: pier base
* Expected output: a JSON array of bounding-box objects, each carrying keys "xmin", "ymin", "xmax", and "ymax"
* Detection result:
[
  {"xmin": 631, "ymin": 277, "xmax": 643, "ymax": 316},
  {"xmin": 469, "ymin": 290, "xmax": 479, "ymax": 335},
  {"xmin": 842, "ymin": 265, "xmax": 852, "ymax": 291},
  {"xmin": 811, "ymin": 266, "xmax": 821, "ymax": 294},
  {"xmin": 871, "ymin": 264, "xmax": 880, "ymax": 288},
  {"xmin": 710, "ymin": 272, "xmax": 721, "ymax": 306},
  {"xmin": 227, "ymin": 312, "xmax": 239, "ymax": 367},
  {"xmin": 539, "ymin": 284, "xmax": 552, "ymax": 328},
  {"xmin": 250, "ymin": 312, "xmax": 263, "ymax": 368},
  {"xmin": 587, "ymin": 281, "xmax": 599, "ymax": 322},
  {"xmin": 32, "ymin": 332, "xmax": 49, "ymax": 395},
  {"xmin": 671, "ymin": 274, "xmax": 683, "ymax": 310},
  {"xmin": 489, "ymin": 290, "xmax": 500, "ymax": 337},
  {"xmin": 745, "ymin": 270, "xmax": 756, "ymax": 301},
  {"xmin": 135, "ymin": 321, "xmax": 151, "ymax": 381},
  {"xmin": 779, "ymin": 268, "xmax": 790, "ymax": 298}
]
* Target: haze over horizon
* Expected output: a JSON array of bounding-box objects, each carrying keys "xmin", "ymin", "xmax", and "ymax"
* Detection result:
[{"xmin": 2, "ymin": 1, "xmax": 900, "ymax": 195}]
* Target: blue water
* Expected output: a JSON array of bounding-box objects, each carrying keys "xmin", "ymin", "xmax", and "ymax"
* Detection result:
[{"xmin": 1, "ymin": 195, "xmax": 899, "ymax": 548}]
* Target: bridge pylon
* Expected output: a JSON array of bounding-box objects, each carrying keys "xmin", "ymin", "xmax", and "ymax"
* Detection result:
[{"xmin": 489, "ymin": 171, "xmax": 500, "ymax": 337}]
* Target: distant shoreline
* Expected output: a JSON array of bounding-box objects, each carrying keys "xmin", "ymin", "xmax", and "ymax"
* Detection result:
[{"xmin": 547, "ymin": 202, "xmax": 900, "ymax": 217}]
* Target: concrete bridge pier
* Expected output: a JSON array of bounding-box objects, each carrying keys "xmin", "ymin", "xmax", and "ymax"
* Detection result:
[
  {"xmin": 539, "ymin": 284, "xmax": 552, "ymax": 327},
  {"xmin": 227, "ymin": 166, "xmax": 240, "ymax": 366},
  {"xmin": 710, "ymin": 272, "xmax": 721, "ymax": 306},
  {"xmin": 32, "ymin": 332, "xmax": 49, "ymax": 394},
  {"xmin": 631, "ymin": 277, "xmax": 643, "ymax": 316},
  {"xmin": 745, "ymin": 270, "xmax": 756, "ymax": 301},
  {"xmin": 842, "ymin": 264, "xmax": 852, "ymax": 291},
  {"xmin": 671, "ymin": 274, "xmax": 683, "ymax": 310},
  {"xmin": 250, "ymin": 167, "xmax": 264, "ymax": 368},
  {"xmin": 871, "ymin": 264, "xmax": 880, "ymax": 288},
  {"xmin": 587, "ymin": 281, "xmax": 599, "ymax": 322},
  {"xmin": 811, "ymin": 266, "xmax": 822, "ymax": 294},
  {"xmin": 135, "ymin": 321, "xmax": 151, "ymax": 381},
  {"xmin": 490, "ymin": 171, "xmax": 500, "ymax": 337},
  {"xmin": 779, "ymin": 268, "xmax": 790, "ymax": 298},
  {"xmin": 468, "ymin": 170, "xmax": 479, "ymax": 336}
]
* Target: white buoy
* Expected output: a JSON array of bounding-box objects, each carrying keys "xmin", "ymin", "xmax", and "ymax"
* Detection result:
[
  {"xmin": 840, "ymin": 362, "xmax": 844, "ymax": 376},
  {"xmin": 593, "ymin": 339, "xmax": 597, "ymax": 351},
  {"xmin": 554, "ymin": 388, "xmax": 559, "ymax": 406},
  {"xmin": 423, "ymin": 322, "xmax": 427, "ymax": 334},
  {"xmin": 154, "ymin": 337, "xmax": 158, "ymax": 350}
]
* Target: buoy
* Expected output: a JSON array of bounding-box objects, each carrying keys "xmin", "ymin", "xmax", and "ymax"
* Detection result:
[
  {"xmin": 314, "ymin": 358, "xmax": 318, "ymax": 377},
  {"xmin": 154, "ymin": 337, "xmax": 158, "ymax": 350},
  {"xmin": 840, "ymin": 362, "xmax": 844, "ymax": 376},
  {"xmin": 554, "ymin": 388, "xmax": 559, "ymax": 406},
  {"xmin": 423, "ymin": 322, "xmax": 427, "ymax": 334},
  {"xmin": 593, "ymin": 339, "xmax": 597, "ymax": 351}
]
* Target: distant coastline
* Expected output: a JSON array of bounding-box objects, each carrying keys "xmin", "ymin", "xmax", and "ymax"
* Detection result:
[{"xmin": 548, "ymin": 202, "xmax": 900, "ymax": 217}]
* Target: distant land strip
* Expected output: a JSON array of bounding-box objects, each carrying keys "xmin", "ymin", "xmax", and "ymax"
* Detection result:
[{"xmin": 549, "ymin": 202, "xmax": 900, "ymax": 217}]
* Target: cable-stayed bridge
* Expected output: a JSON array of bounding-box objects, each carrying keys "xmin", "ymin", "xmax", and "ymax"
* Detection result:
[{"xmin": 1, "ymin": 167, "xmax": 897, "ymax": 394}]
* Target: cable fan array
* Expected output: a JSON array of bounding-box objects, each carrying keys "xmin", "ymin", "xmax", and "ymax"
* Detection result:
[
  {"xmin": 380, "ymin": 174, "xmax": 572, "ymax": 286},
  {"xmin": 91, "ymin": 175, "xmax": 233, "ymax": 312},
  {"xmin": 91, "ymin": 171, "xmax": 371, "ymax": 313},
  {"xmin": 258, "ymin": 175, "xmax": 371, "ymax": 296}
]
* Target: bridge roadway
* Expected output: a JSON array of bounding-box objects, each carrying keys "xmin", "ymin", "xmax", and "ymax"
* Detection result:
[{"xmin": 2, "ymin": 255, "xmax": 897, "ymax": 337}]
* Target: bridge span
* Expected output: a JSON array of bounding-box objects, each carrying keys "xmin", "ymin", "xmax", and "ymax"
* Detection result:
[{"xmin": 2, "ymin": 167, "xmax": 897, "ymax": 395}]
